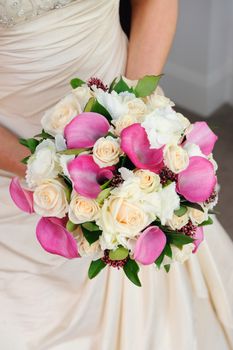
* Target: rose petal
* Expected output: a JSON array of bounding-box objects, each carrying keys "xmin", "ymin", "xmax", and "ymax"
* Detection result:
[
  {"xmin": 68, "ymin": 155, "xmax": 113, "ymax": 199},
  {"xmin": 193, "ymin": 226, "xmax": 204, "ymax": 253},
  {"xmin": 9, "ymin": 177, "xmax": 34, "ymax": 213},
  {"xmin": 64, "ymin": 112, "xmax": 110, "ymax": 149},
  {"xmin": 185, "ymin": 122, "xmax": 218, "ymax": 155},
  {"xmin": 177, "ymin": 157, "xmax": 216, "ymax": 203},
  {"xmin": 121, "ymin": 124, "xmax": 164, "ymax": 173},
  {"xmin": 134, "ymin": 226, "xmax": 167, "ymax": 265},
  {"xmin": 36, "ymin": 217, "xmax": 79, "ymax": 259}
]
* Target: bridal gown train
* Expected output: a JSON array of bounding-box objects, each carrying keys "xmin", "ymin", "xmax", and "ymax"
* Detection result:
[{"xmin": 0, "ymin": 1, "xmax": 233, "ymax": 349}]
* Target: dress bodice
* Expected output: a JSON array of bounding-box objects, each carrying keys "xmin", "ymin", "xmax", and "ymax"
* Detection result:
[
  {"xmin": 0, "ymin": 0, "xmax": 127, "ymax": 139},
  {"xmin": 0, "ymin": 0, "xmax": 75, "ymax": 27}
]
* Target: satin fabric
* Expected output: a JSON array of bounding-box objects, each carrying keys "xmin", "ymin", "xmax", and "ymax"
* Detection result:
[{"xmin": 0, "ymin": 1, "xmax": 233, "ymax": 349}]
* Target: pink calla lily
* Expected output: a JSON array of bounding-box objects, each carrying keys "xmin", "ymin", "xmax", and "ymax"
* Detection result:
[
  {"xmin": 120, "ymin": 124, "xmax": 164, "ymax": 173},
  {"xmin": 64, "ymin": 112, "xmax": 110, "ymax": 149},
  {"xmin": 36, "ymin": 217, "xmax": 79, "ymax": 259},
  {"xmin": 192, "ymin": 226, "xmax": 204, "ymax": 253},
  {"xmin": 177, "ymin": 156, "xmax": 216, "ymax": 203},
  {"xmin": 68, "ymin": 154, "xmax": 114, "ymax": 199},
  {"xmin": 9, "ymin": 177, "xmax": 34, "ymax": 213},
  {"xmin": 185, "ymin": 122, "xmax": 218, "ymax": 155},
  {"xmin": 134, "ymin": 226, "xmax": 167, "ymax": 265}
]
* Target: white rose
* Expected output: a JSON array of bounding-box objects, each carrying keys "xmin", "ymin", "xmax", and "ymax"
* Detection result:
[
  {"xmin": 69, "ymin": 192, "xmax": 100, "ymax": 224},
  {"xmin": 72, "ymin": 85, "xmax": 92, "ymax": 110},
  {"xmin": 183, "ymin": 143, "xmax": 205, "ymax": 158},
  {"xmin": 26, "ymin": 140, "xmax": 60, "ymax": 187},
  {"xmin": 188, "ymin": 207, "xmax": 208, "ymax": 225},
  {"xmin": 142, "ymin": 106, "xmax": 186, "ymax": 149},
  {"xmin": 113, "ymin": 114, "xmax": 137, "ymax": 136},
  {"xmin": 97, "ymin": 196, "xmax": 150, "ymax": 248},
  {"xmin": 93, "ymin": 136, "xmax": 121, "ymax": 168},
  {"xmin": 146, "ymin": 93, "xmax": 175, "ymax": 110},
  {"xmin": 41, "ymin": 94, "xmax": 81, "ymax": 136},
  {"xmin": 159, "ymin": 243, "xmax": 194, "ymax": 268},
  {"xmin": 172, "ymin": 243, "xmax": 195, "ymax": 264},
  {"xmin": 33, "ymin": 179, "xmax": 68, "ymax": 218},
  {"xmin": 134, "ymin": 169, "xmax": 161, "ymax": 193},
  {"xmin": 144, "ymin": 182, "xmax": 180, "ymax": 225},
  {"xmin": 176, "ymin": 113, "xmax": 191, "ymax": 130},
  {"xmin": 164, "ymin": 144, "xmax": 189, "ymax": 173},
  {"xmin": 208, "ymin": 153, "xmax": 218, "ymax": 172},
  {"xmin": 74, "ymin": 227, "xmax": 103, "ymax": 259},
  {"xmin": 167, "ymin": 213, "xmax": 189, "ymax": 230}
]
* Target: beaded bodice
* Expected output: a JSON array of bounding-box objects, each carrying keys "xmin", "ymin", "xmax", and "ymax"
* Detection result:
[{"xmin": 0, "ymin": 0, "xmax": 75, "ymax": 27}]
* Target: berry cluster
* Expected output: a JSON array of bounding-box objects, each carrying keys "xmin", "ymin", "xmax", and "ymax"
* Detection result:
[{"xmin": 101, "ymin": 250, "xmax": 128, "ymax": 269}]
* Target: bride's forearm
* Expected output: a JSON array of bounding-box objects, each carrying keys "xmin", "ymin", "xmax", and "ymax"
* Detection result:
[
  {"xmin": 0, "ymin": 125, "xmax": 28, "ymax": 177},
  {"xmin": 126, "ymin": 0, "xmax": 178, "ymax": 79}
]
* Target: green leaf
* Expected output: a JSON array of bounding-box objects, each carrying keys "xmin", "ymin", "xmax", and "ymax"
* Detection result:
[
  {"xmin": 34, "ymin": 129, "xmax": 54, "ymax": 140},
  {"xmin": 90, "ymin": 99, "xmax": 112, "ymax": 121},
  {"xmin": 19, "ymin": 138, "xmax": 39, "ymax": 153},
  {"xmin": 134, "ymin": 75, "xmax": 162, "ymax": 98},
  {"xmin": 166, "ymin": 232, "xmax": 194, "ymax": 248},
  {"xmin": 88, "ymin": 259, "xmax": 106, "ymax": 279},
  {"xmin": 58, "ymin": 148, "xmax": 87, "ymax": 156},
  {"xmin": 155, "ymin": 251, "xmax": 165, "ymax": 269},
  {"xmin": 109, "ymin": 247, "xmax": 129, "ymax": 261},
  {"xmin": 96, "ymin": 188, "xmax": 112, "ymax": 205},
  {"xmin": 174, "ymin": 206, "xmax": 188, "ymax": 217},
  {"xmin": 100, "ymin": 179, "xmax": 112, "ymax": 190},
  {"xmin": 163, "ymin": 244, "xmax": 173, "ymax": 259},
  {"xmin": 113, "ymin": 77, "xmax": 133, "ymax": 94},
  {"xmin": 82, "ymin": 225, "xmax": 102, "ymax": 245},
  {"xmin": 109, "ymin": 77, "xmax": 117, "ymax": 92},
  {"xmin": 155, "ymin": 244, "xmax": 172, "ymax": 269},
  {"xmin": 123, "ymin": 259, "xmax": 141, "ymax": 287},
  {"xmin": 164, "ymin": 264, "xmax": 171, "ymax": 273},
  {"xmin": 181, "ymin": 200, "xmax": 204, "ymax": 212},
  {"xmin": 70, "ymin": 78, "xmax": 85, "ymax": 89},
  {"xmin": 84, "ymin": 97, "xmax": 95, "ymax": 112},
  {"xmin": 82, "ymin": 222, "xmax": 100, "ymax": 232},
  {"xmin": 66, "ymin": 220, "xmax": 78, "ymax": 232},
  {"xmin": 199, "ymin": 216, "xmax": 213, "ymax": 226},
  {"xmin": 21, "ymin": 155, "xmax": 30, "ymax": 164},
  {"xmin": 60, "ymin": 175, "xmax": 72, "ymax": 192}
]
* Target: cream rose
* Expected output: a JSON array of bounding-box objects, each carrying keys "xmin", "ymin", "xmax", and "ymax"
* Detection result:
[
  {"xmin": 146, "ymin": 93, "xmax": 175, "ymax": 110},
  {"xmin": 167, "ymin": 213, "xmax": 189, "ymax": 230},
  {"xmin": 69, "ymin": 192, "xmax": 100, "ymax": 224},
  {"xmin": 126, "ymin": 98, "xmax": 147, "ymax": 120},
  {"xmin": 72, "ymin": 85, "xmax": 92, "ymax": 110},
  {"xmin": 113, "ymin": 114, "xmax": 137, "ymax": 136},
  {"xmin": 26, "ymin": 140, "xmax": 60, "ymax": 188},
  {"xmin": 93, "ymin": 136, "xmax": 121, "ymax": 167},
  {"xmin": 74, "ymin": 227, "xmax": 103, "ymax": 259},
  {"xmin": 33, "ymin": 179, "xmax": 68, "ymax": 218},
  {"xmin": 41, "ymin": 94, "xmax": 81, "ymax": 136},
  {"xmin": 134, "ymin": 169, "xmax": 161, "ymax": 193},
  {"xmin": 188, "ymin": 207, "xmax": 208, "ymax": 225},
  {"xmin": 97, "ymin": 196, "xmax": 149, "ymax": 248},
  {"xmin": 164, "ymin": 144, "xmax": 189, "ymax": 174}
]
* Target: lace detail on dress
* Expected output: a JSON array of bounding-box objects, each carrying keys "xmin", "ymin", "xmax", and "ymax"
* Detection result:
[{"xmin": 0, "ymin": 0, "xmax": 76, "ymax": 27}]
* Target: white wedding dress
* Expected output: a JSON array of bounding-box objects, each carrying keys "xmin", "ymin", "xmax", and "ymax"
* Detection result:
[{"xmin": 0, "ymin": 1, "xmax": 233, "ymax": 349}]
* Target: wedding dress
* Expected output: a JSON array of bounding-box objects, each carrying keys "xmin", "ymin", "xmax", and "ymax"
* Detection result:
[{"xmin": 0, "ymin": 1, "xmax": 233, "ymax": 349}]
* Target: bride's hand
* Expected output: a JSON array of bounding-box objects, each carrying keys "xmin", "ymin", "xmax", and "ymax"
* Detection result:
[
  {"xmin": 126, "ymin": 0, "xmax": 178, "ymax": 79},
  {"xmin": 0, "ymin": 125, "xmax": 29, "ymax": 177}
]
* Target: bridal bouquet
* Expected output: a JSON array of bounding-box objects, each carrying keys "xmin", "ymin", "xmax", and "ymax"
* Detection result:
[{"xmin": 10, "ymin": 75, "xmax": 218, "ymax": 286}]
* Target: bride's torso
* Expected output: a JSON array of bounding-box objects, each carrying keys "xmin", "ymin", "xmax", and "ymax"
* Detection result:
[{"xmin": 0, "ymin": 0, "xmax": 127, "ymax": 138}]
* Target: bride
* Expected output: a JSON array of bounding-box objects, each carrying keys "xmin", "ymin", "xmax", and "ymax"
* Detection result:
[{"xmin": 0, "ymin": 0, "xmax": 233, "ymax": 349}]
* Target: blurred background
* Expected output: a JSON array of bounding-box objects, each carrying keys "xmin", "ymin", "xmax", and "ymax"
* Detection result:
[{"xmin": 120, "ymin": 0, "xmax": 233, "ymax": 238}]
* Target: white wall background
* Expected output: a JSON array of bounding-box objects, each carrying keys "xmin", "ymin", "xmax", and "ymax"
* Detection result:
[{"xmin": 161, "ymin": 0, "xmax": 233, "ymax": 116}]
